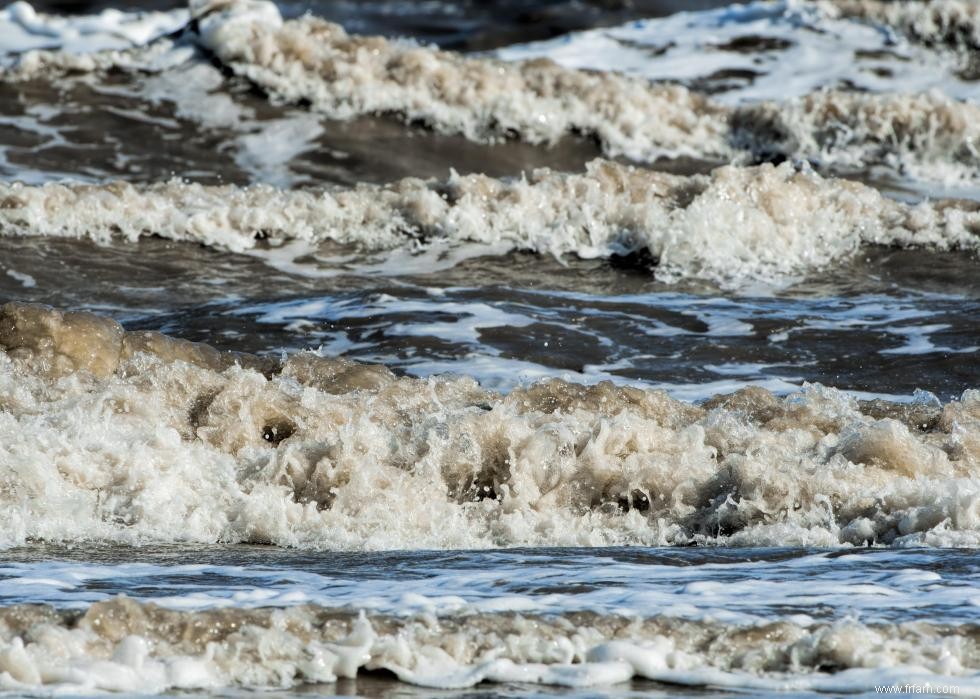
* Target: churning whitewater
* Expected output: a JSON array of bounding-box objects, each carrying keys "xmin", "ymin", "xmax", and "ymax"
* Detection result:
[
  {"xmin": 190, "ymin": 0, "xmax": 980, "ymax": 181},
  {"xmin": 0, "ymin": 1, "xmax": 978, "ymax": 697},
  {"xmin": 2, "ymin": 160, "xmax": 979, "ymax": 285},
  {"xmin": 4, "ymin": 0, "xmax": 980, "ymax": 185},
  {"xmin": 834, "ymin": 0, "xmax": 980, "ymax": 50},
  {"xmin": 1, "ymin": 302, "xmax": 978, "ymax": 551}
]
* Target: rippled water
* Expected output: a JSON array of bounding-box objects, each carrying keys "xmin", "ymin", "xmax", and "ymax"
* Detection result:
[
  {"xmin": 0, "ymin": 0, "xmax": 978, "ymax": 696},
  {"xmin": 4, "ymin": 546, "xmax": 977, "ymax": 625},
  {"xmin": 0, "ymin": 546, "xmax": 975, "ymax": 697},
  {"xmin": 1, "ymin": 236, "xmax": 978, "ymax": 398}
]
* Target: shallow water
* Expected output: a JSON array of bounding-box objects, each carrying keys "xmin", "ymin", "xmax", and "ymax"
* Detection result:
[
  {"xmin": 0, "ymin": 236, "xmax": 977, "ymax": 398},
  {"xmin": 0, "ymin": 0, "xmax": 978, "ymax": 696},
  {"xmin": 3, "ymin": 545, "xmax": 977, "ymax": 626},
  {"xmin": 0, "ymin": 545, "xmax": 975, "ymax": 696}
]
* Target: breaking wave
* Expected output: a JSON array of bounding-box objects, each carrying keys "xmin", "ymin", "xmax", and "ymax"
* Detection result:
[
  {"xmin": 190, "ymin": 0, "xmax": 980, "ymax": 180},
  {"xmin": 1, "ymin": 301, "xmax": 978, "ymax": 551},
  {"xmin": 190, "ymin": 0, "xmax": 731, "ymax": 163},
  {"xmin": 1, "ymin": 160, "xmax": 977, "ymax": 285},
  {"xmin": 3, "ymin": 1, "xmax": 980, "ymax": 184}
]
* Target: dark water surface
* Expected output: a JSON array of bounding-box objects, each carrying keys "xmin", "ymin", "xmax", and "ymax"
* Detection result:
[
  {"xmin": 2, "ymin": 235, "xmax": 977, "ymax": 398},
  {"xmin": 29, "ymin": 0, "xmax": 739, "ymax": 51}
]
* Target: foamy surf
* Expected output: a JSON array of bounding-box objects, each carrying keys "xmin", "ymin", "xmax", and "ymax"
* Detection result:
[
  {"xmin": 0, "ymin": 301, "xmax": 977, "ymax": 551},
  {"xmin": 0, "ymin": 596, "xmax": 975, "ymax": 693},
  {"xmin": 1, "ymin": 160, "xmax": 978, "ymax": 286},
  {"xmin": 0, "ymin": 2, "xmax": 977, "ymax": 698},
  {"xmin": 498, "ymin": 0, "xmax": 980, "ymax": 103},
  {"xmin": 3, "ymin": 1, "xmax": 980, "ymax": 187},
  {"xmin": 0, "ymin": 1, "xmax": 188, "ymax": 58},
  {"xmin": 190, "ymin": 0, "xmax": 980, "ymax": 182},
  {"xmin": 834, "ymin": 0, "xmax": 980, "ymax": 52}
]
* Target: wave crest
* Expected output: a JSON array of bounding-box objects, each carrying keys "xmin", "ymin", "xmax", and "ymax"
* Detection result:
[
  {"xmin": 1, "ymin": 160, "xmax": 977, "ymax": 284},
  {"xmin": 5, "ymin": 2, "xmax": 979, "ymax": 184},
  {"xmin": 188, "ymin": 0, "xmax": 980, "ymax": 180}
]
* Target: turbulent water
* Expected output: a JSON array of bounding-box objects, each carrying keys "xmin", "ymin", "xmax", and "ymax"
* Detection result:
[{"xmin": 0, "ymin": 0, "xmax": 978, "ymax": 696}]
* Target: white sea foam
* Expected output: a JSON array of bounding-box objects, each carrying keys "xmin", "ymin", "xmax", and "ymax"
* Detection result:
[
  {"xmin": 0, "ymin": 302, "xmax": 977, "ymax": 552},
  {"xmin": 234, "ymin": 291, "xmax": 823, "ymax": 398},
  {"xmin": 3, "ymin": 269, "xmax": 35, "ymax": 288},
  {"xmin": 0, "ymin": 36, "xmax": 194, "ymax": 82},
  {"xmin": 136, "ymin": 60, "xmax": 327, "ymax": 187},
  {"xmin": 0, "ymin": 160, "xmax": 977, "ymax": 286},
  {"xmin": 189, "ymin": 0, "xmax": 731, "ymax": 163},
  {"xmin": 0, "ymin": 4, "xmax": 975, "ymax": 694},
  {"xmin": 187, "ymin": 0, "xmax": 980, "ymax": 183},
  {"xmin": 499, "ymin": 0, "xmax": 980, "ymax": 104},
  {"xmin": 0, "ymin": 597, "xmax": 973, "ymax": 694},
  {"xmin": 0, "ymin": 4, "xmax": 192, "ymax": 91},
  {"xmin": 0, "ymin": 1, "xmax": 188, "ymax": 60},
  {"xmin": 2, "ymin": 1, "xmax": 979, "ymax": 186},
  {"xmin": 834, "ymin": 0, "xmax": 980, "ymax": 51},
  {"xmin": 233, "ymin": 115, "xmax": 324, "ymax": 188}
]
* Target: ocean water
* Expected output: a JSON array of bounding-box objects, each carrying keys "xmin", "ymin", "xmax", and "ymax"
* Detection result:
[{"xmin": 0, "ymin": 0, "xmax": 978, "ymax": 696}]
